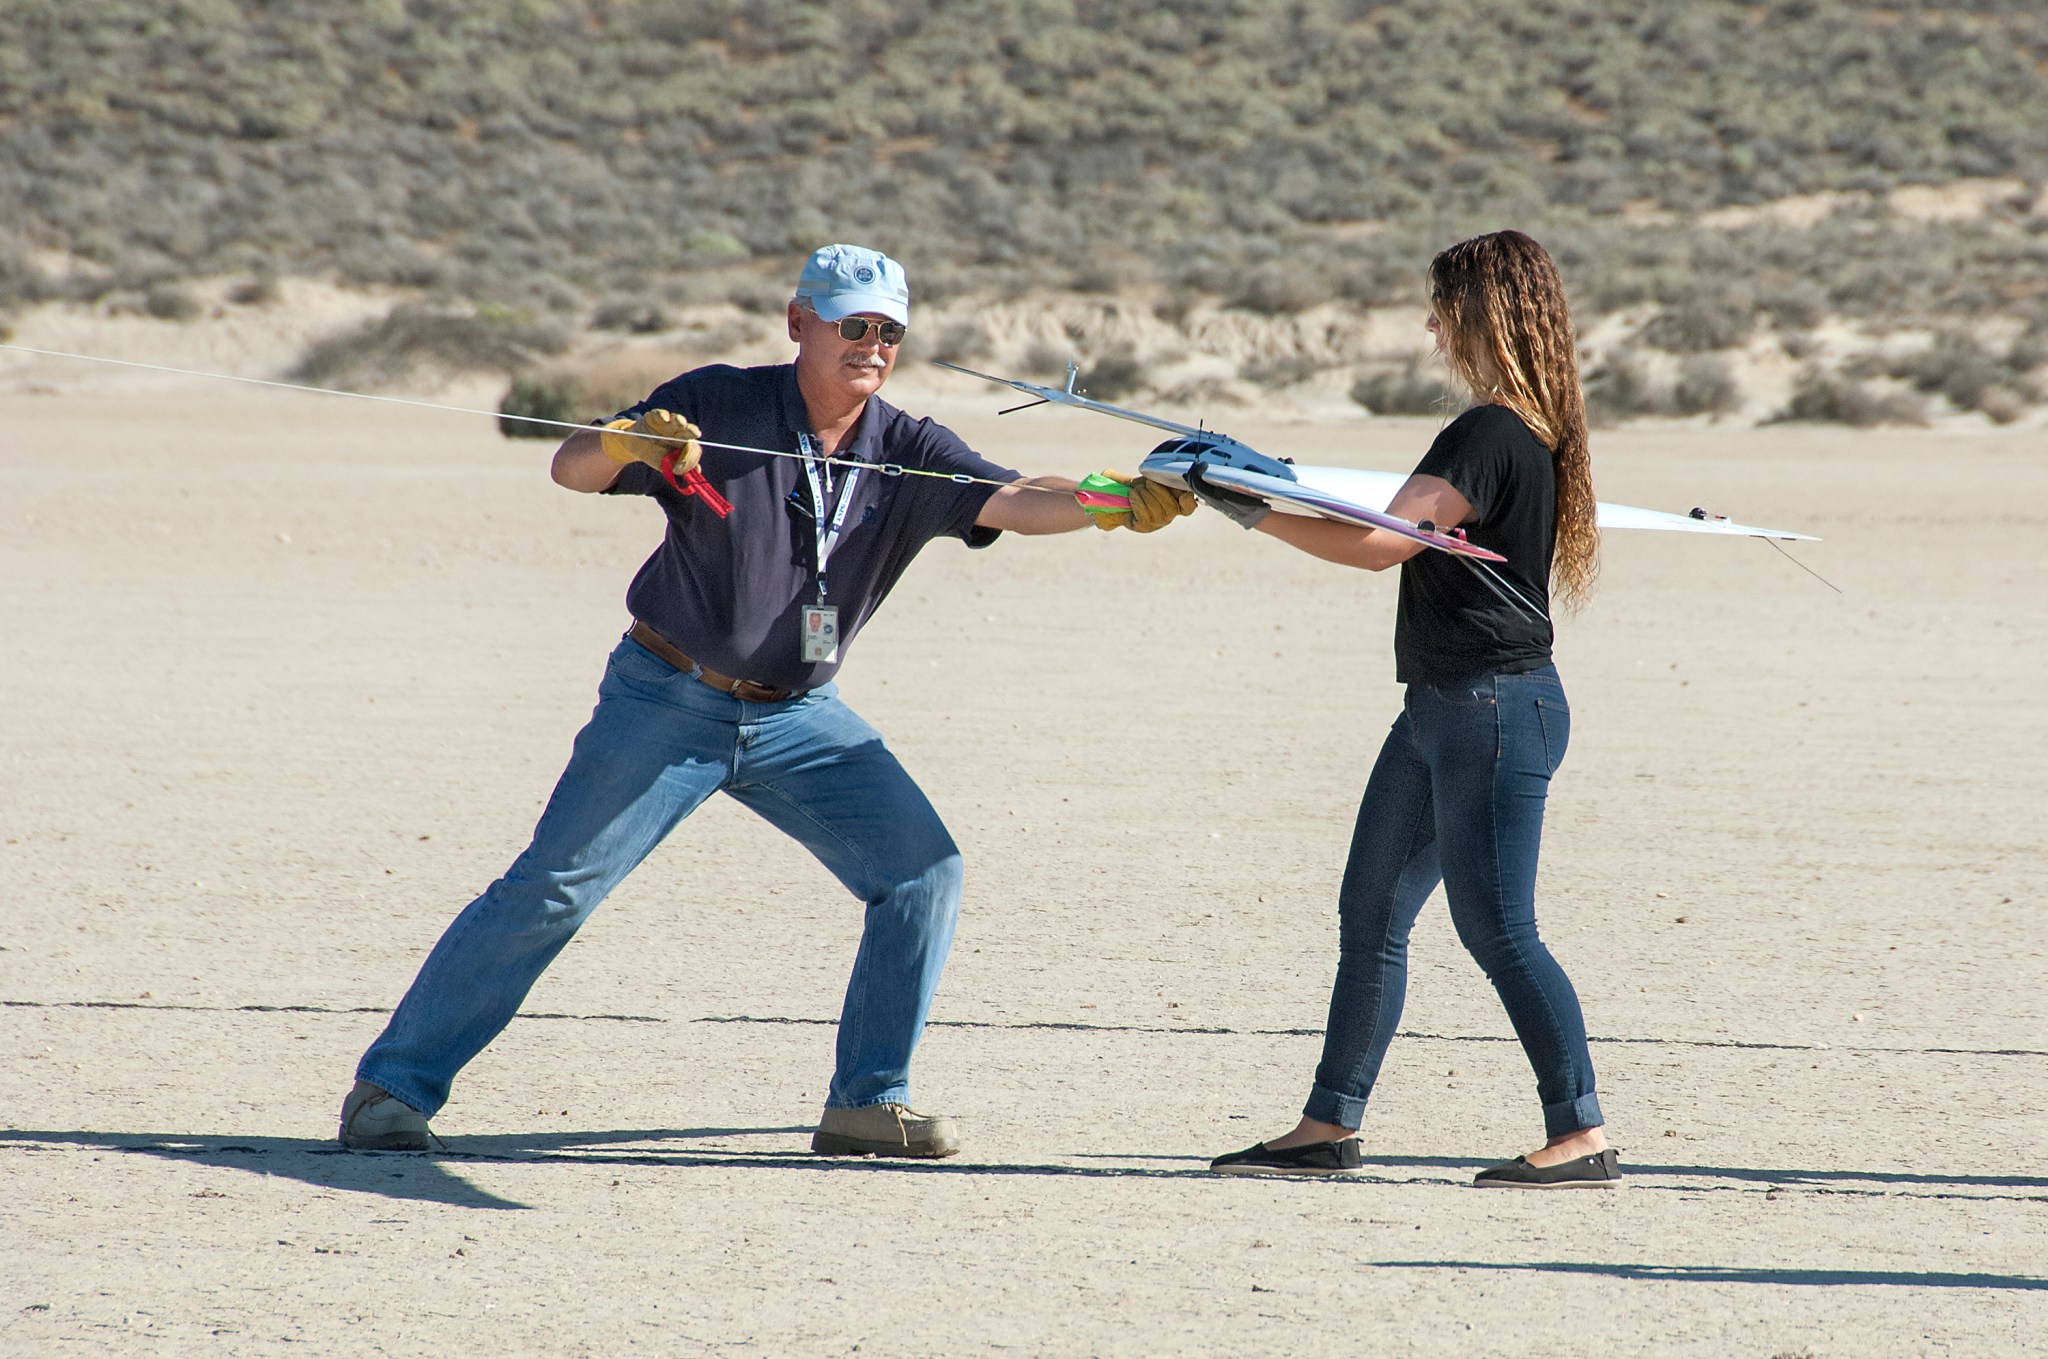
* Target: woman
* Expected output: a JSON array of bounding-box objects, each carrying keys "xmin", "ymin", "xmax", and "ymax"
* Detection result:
[{"xmin": 1188, "ymin": 230, "xmax": 1617, "ymax": 1187}]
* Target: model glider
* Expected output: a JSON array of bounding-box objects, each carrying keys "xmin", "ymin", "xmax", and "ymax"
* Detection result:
[
  {"xmin": 936, "ymin": 361, "xmax": 1817, "ymax": 544},
  {"xmin": 935, "ymin": 361, "xmax": 1506, "ymax": 560}
]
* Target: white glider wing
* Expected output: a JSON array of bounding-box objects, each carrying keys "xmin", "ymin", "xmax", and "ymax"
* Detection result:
[
  {"xmin": 1140, "ymin": 450, "xmax": 1817, "ymax": 542},
  {"xmin": 939, "ymin": 362, "xmax": 1817, "ymax": 544}
]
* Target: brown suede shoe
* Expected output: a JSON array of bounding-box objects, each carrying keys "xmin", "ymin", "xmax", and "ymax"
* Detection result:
[
  {"xmin": 339, "ymin": 1079, "xmax": 434, "ymax": 1151},
  {"xmin": 811, "ymin": 1103, "xmax": 961, "ymax": 1158}
]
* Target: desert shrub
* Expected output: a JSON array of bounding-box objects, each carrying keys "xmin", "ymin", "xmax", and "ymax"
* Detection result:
[
  {"xmin": 1077, "ymin": 348, "xmax": 1146, "ymax": 401},
  {"xmin": 498, "ymin": 373, "xmax": 580, "ymax": 439},
  {"xmin": 1672, "ymin": 355, "xmax": 1741, "ymax": 416},
  {"xmin": 1974, "ymin": 387, "xmax": 2028, "ymax": 425},
  {"xmin": 1639, "ymin": 295, "xmax": 1753, "ymax": 353},
  {"xmin": 929, "ymin": 319, "xmax": 991, "ymax": 367},
  {"xmin": 1153, "ymin": 294, "xmax": 1199, "ymax": 329},
  {"xmin": 1886, "ymin": 331, "xmax": 2042, "ymax": 422},
  {"xmin": 1778, "ymin": 366, "xmax": 1925, "ymax": 426},
  {"xmin": 1583, "ymin": 349, "xmax": 1670, "ymax": 424},
  {"xmin": 1759, "ymin": 284, "xmax": 1826, "ymax": 331},
  {"xmin": 1022, "ymin": 341, "xmax": 1074, "ymax": 379},
  {"xmin": 726, "ymin": 278, "xmax": 789, "ymax": 314},
  {"xmin": 1242, "ymin": 352, "xmax": 1323, "ymax": 388},
  {"xmin": 143, "ymin": 283, "xmax": 201, "ymax": 321},
  {"xmin": 2008, "ymin": 320, "xmax": 2048, "ymax": 376},
  {"xmin": 1066, "ymin": 257, "xmax": 1150, "ymax": 295},
  {"xmin": 592, "ymin": 298, "xmax": 672, "ymax": 334},
  {"xmin": 228, "ymin": 275, "xmax": 280, "ymax": 306},
  {"xmin": 500, "ymin": 351, "xmax": 697, "ymax": 440},
  {"xmin": 291, "ymin": 305, "xmax": 569, "ymax": 388},
  {"xmin": 0, "ymin": 247, "xmax": 44, "ymax": 310},
  {"xmin": 1228, "ymin": 263, "xmax": 1325, "ymax": 317},
  {"xmin": 1350, "ymin": 363, "xmax": 1445, "ymax": 416}
]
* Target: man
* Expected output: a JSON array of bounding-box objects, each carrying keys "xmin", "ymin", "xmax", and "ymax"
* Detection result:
[{"xmin": 340, "ymin": 244, "xmax": 1192, "ymax": 1158}]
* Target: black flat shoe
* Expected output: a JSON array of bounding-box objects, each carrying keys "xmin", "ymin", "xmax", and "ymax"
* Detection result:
[
  {"xmin": 1209, "ymin": 1138, "xmax": 1364, "ymax": 1176},
  {"xmin": 1473, "ymin": 1147, "xmax": 1622, "ymax": 1188}
]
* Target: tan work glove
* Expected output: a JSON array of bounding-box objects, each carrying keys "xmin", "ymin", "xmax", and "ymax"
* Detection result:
[
  {"xmin": 1090, "ymin": 469, "xmax": 1196, "ymax": 533},
  {"xmin": 599, "ymin": 409, "xmax": 703, "ymax": 473}
]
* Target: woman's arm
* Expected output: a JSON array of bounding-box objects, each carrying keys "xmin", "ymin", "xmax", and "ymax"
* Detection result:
[{"xmin": 1250, "ymin": 474, "xmax": 1474, "ymax": 572}]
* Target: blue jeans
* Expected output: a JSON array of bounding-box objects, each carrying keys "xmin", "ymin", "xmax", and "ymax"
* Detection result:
[
  {"xmin": 357, "ymin": 636, "xmax": 964, "ymax": 1117},
  {"xmin": 1304, "ymin": 665, "xmax": 1603, "ymax": 1140}
]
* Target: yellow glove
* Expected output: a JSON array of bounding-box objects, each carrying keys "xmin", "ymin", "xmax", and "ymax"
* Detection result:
[
  {"xmin": 599, "ymin": 409, "xmax": 703, "ymax": 473},
  {"xmin": 1089, "ymin": 469, "xmax": 1196, "ymax": 533}
]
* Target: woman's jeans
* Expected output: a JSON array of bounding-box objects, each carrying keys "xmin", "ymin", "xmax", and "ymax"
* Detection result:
[
  {"xmin": 357, "ymin": 636, "xmax": 964, "ymax": 1118},
  {"xmin": 1304, "ymin": 665, "xmax": 1603, "ymax": 1139}
]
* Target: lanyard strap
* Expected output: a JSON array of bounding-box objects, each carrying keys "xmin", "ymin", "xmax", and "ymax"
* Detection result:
[{"xmin": 799, "ymin": 434, "xmax": 865, "ymax": 601}]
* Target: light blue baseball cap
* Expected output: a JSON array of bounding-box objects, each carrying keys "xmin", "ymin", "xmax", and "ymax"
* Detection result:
[{"xmin": 795, "ymin": 244, "xmax": 910, "ymax": 326}]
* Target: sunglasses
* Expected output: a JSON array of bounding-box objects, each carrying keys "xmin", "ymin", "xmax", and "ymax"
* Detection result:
[{"xmin": 821, "ymin": 314, "xmax": 907, "ymax": 346}]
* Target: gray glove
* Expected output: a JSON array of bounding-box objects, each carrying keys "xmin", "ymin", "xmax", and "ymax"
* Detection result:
[{"xmin": 1186, "ymin": 462, "xmax": 1270, "ymax": 530}]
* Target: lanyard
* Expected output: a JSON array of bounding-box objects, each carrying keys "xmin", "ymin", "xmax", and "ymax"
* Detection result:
[{"xmin": 798, "ymin": 434, "xmax": 865, "ymax": 602}]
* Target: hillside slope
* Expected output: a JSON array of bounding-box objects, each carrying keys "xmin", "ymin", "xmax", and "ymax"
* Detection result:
[{"xmin": 2, "ymin": 1, "xmax": 2044, "ymax": 423}]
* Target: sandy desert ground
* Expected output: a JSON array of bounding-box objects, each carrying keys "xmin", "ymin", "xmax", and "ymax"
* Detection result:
[{"xmin": 2, "ymin": 349, "xmax": 2044, "ymax": 1356}]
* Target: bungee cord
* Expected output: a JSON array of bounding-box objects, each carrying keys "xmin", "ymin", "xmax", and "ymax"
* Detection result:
[
  {"xmin": 6, "ymin": 342, "xmax": 1820, "ymax": 586},
  {"xmin": 0, "ymin": 341, "xmax": 1068, "ymax": 496}
]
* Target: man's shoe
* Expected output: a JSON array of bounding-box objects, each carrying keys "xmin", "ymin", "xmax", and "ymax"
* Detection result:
[
  {"xmin": 1474, "ymin": 1147, "xmax": 1622, "ymax": 1188},
  {"xmin": 339, "ymin": 1079, "xmax": 434, "ymax": 1151},
  {"xmin": 1209, "ymin": 1138, "xmax": 1364, "ymax": 1176},
  {"xmin": 812, "ymin": 1103, "xmax": 960, "ymax": 1158}
]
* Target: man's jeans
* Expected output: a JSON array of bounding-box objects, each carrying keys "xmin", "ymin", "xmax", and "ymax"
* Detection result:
[
  {"xmin": 1304, "ymin": 665, "xmax": 1604, "ymax": 1139},
  {"xmin": 357, "ymin": 636, "xmax": 964, "ymax": 1118}
]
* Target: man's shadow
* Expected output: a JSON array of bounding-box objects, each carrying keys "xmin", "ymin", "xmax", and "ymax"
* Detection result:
[{"xmin": 0, "ymin": 1126, "xmax": 818, "ymax": 1211}]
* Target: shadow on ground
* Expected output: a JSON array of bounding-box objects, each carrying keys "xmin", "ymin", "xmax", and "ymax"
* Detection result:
[
  {"xmin": 1369, "ymin": 1259, "xmax": 2048, "ymax": 1291},
  {"xmin": 6, "ymin": 1129, "xmax": 2045, "ymax": 1212}
]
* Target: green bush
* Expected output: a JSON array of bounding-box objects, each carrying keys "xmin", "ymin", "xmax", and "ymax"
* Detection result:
[
  {"xmin": 498, "ymin": 374, "xmax": 580, "ymax": 440},
  {"xmin": 1640, "ymin": 296, "xmax": 1753, "ymax": 354},
  {"xmin": 291, "ymin": 305, "xmax": 569, "ymax": 388},
  {"xmin": 228, "ymin": 275, "xmax": 280, "ymax": 306},
  {"xmin": 591, "ymin": 299, "xmax": 672, "ymax": 334},
  {"xmin": 1672, "ymin": 355, "xmax": 1741, "ymax": 416},
  {"xmin": 1778, "ymin": 367, "xmax": 1925, "ymax": 427},
  {"xmin": 1583, "ymin": 349, "xmax": 1668, "ymax": 424},
  {"xmin": 498, "ymin": 352, "xmax": 698, "ymax": 439},
  {"xmin": 1242, "ymin": 352, "xmax": 1323, "ymax": 389},
  {"xmin": 143, "ymin": 283, "xmax": 202, "ymax": 321},
  {"xmin": 1889, "ymin": 332, "xmax": 2021, "ymax": 415},
  {"xmin": 1350, "ymin": 363, "xmax": 1445, "ymax": 417},
  {"xmin": 929, "ymin": 319, "xmax": 991, "ymax": 367},
  {"xmin": 1077, "ymin": 348, "xmax": 1146, "ymax": 401}
]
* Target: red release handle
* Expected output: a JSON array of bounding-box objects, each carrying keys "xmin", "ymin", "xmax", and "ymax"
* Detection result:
[{"xmin": 659, "ymin": 449, "xmax": 733, "ymax": 518}]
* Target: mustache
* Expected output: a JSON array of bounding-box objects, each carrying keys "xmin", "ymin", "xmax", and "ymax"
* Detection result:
[{"xmin": 844, "ymin": 355, "xmax": 888, "ymax": 369}]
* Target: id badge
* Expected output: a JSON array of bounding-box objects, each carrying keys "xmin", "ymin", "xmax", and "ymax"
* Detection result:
[{"xmin": 800, "ymin": 604, "xmax": 840, "ymax": 663}]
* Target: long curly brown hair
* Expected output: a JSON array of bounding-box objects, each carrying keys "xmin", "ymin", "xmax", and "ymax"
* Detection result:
[{"xmin": 1428, "ymin": 230, "xmax": 1598, "ymax": 610}]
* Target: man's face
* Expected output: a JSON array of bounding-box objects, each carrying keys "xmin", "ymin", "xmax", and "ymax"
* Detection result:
[{"xmin": 789, "ymin": 302, "xmax": 901, "ymax": 403}]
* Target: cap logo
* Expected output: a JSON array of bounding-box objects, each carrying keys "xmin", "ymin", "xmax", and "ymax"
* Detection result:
[{"xmin": 854, "ymin": 266, "xmax": 875, "ymax": 284}]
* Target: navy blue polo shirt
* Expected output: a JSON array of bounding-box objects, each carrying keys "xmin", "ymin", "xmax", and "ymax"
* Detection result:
[{"xmin": 602, "ymin": 363, "xmax": 1019, "ymax": 692}]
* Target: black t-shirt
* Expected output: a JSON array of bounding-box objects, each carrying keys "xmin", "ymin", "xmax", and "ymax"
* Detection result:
[
  {"xmin": 1393, "ymin": 404, "xmax": 1557, "ymax": 686},
  {"xmin": 602, "ymin": 363, "xmax": 1019, "ymax": 691}
]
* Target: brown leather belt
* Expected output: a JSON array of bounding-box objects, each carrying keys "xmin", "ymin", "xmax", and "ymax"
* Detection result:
[{"xmin": 627, "ymin": 619, "xmax": 799, "ymax": 703}]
